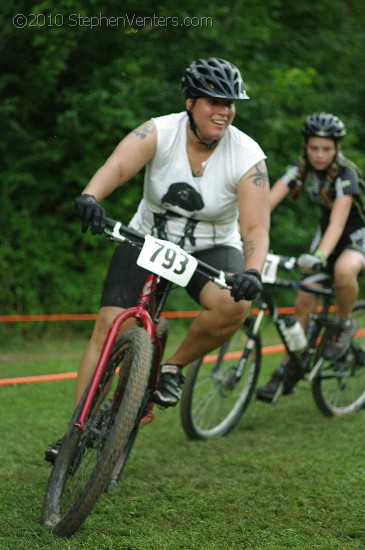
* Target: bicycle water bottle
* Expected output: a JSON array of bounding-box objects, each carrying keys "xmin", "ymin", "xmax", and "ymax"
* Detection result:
[{"xmin": 279, "ymin": 315, "xmax": 307, "ymax": 351}]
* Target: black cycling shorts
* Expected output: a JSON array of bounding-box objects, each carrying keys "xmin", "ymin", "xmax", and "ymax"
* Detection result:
[{"xmin": 100, "ymin": 242, "xmax": 244, "ymax": 308}]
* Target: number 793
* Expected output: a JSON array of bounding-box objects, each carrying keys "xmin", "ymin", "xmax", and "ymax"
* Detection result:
[{"xmin": 149, "ymin": 242, "xmax": 189, "ymax": 275}]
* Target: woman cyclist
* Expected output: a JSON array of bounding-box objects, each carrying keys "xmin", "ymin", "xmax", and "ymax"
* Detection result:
[
  {"xmin": 46, "ymin": 57, "xmax": 270, "ymax": 461},
  {"xmin": 257, "ymin": 112, "xmax": 365, "ymax": 403}
]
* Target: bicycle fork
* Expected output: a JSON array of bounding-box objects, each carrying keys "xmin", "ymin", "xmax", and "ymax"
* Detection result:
[
  {"xmin": 231, "ymin": 308, "xmax": 266, "ymax": 382},
  {"xmin": 75, "ymin": 307, "xmax": 154, "ymax": 430}
]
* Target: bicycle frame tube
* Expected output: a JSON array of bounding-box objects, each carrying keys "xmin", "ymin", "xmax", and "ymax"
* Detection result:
[
  {"xmin": 75, "ymin": 274, "xmax": 158, "ymax": 430},
  {"xmin": 273, "ymin": 281, "xmax": 333, "ymax": 371},
  {"xmin": 262, "ymin": 279, "xmax": 333, "ymax": 371}
]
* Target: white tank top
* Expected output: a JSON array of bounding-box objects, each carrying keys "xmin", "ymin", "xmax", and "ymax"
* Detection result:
[{"xmin": 129, "ymin": 112, "xmax": 266, "ymax": 253}]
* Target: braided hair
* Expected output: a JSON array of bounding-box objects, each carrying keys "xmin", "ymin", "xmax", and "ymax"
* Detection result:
[
  {"xmin": 289, "ymin": 146, "xmax": 341, "ymax": 208},
  {"xmin": 289, "ymin": 113, "xmax": 346, "ymax": 207}
]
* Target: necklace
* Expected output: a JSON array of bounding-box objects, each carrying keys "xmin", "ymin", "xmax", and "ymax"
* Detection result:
[{"xmin": 192, "ymin": 160, "xmax": 207, "ymax": 178}]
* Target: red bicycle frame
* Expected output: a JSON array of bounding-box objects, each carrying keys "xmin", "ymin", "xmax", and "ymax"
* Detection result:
[{"xmin": 75, "ymin": 273, "xmax": 161, "ymax": 430}]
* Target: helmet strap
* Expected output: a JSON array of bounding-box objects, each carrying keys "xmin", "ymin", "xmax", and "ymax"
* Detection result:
[{"xmin": 186, "ymin": 106, "xmax": 219, "ymax": 150}]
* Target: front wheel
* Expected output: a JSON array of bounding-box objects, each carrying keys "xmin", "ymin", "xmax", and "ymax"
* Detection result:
[
  {"xmin": 107, "ymin": 318, "xmax": 170, "ymax": 490},
  {"xmin": 180, "ymin": 318, "xmax": 261, "ymax": 440},
  {"xmin": 41, "ymin": 327, "xmax": 153, "ymax": 537},
  {"xmin": 312, "ymin": 300, "xmax": 365, "ymax": 416}
]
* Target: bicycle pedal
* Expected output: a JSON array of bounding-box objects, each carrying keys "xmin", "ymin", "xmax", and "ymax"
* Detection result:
[
  {"xmin": 107, "ymin": 479, "xmax": 118, "ymax": 491},
  {"xmin": 139, "ymin": 411, "xmax": 155, "ymax": 425},
  {"xmin": 271, "ymin": 381, "xmax": 284, "ymax": 403},
  {"xmin": 256, "ymin": 381, "xmax": 284, "ymax": 404}
]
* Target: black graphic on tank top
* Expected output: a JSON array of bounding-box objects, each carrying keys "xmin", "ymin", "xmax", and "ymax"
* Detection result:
[
  {"xmin": 162, "ymin": 182, "xmax": 204, "ymax": 212},
  {"xmin": 153, "ymin": 213, "xmax": 169, "ymax": 240},
  {"xmin": 152, "ymin": 212, "xmax": 200, "ymax": 247},
  {"xmin": 153, "ymin": 183, "xmax": 204, "ymax": 246}
]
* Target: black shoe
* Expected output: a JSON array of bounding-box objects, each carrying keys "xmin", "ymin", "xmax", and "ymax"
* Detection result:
[
  {"xmin": 153, "ymin": 364, "xmax": 185, "ymax": 407},
  {"xmin": 256, "ymin": 366, "xmax": 285, "ymax": 403},
  {"xmin": 256, "ymin": 362, "xmax": 302, "ymax": 403},
  {"xmin": 45, "ymin": 438, "xmax": 63, "ymax": 464},
  {"xmin": 284, "ymin": 361, "xmax": 303, "ymax": 393},
  {"xmin": 322, "ymin": 317, "xmax": 357, "ymax": 361}
]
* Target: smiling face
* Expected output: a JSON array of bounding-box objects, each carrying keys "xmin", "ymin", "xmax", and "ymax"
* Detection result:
[
  {"xmin": 305, "ymin": 136, "xmax": 338, "ymax": 171},
  {"xmin": 186, "ymin": 97, "xmax": 236, "ymax": 144}
]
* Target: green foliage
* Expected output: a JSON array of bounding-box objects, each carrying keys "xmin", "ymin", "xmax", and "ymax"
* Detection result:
[{"xmin": 1, "ymin": 0, "xmax": 365, "ymax": 320}]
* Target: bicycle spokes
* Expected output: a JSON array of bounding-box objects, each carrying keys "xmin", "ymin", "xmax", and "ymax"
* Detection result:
[{"xmin": 180, "ymin": 325, "xmax": 261, "ymax": 440}]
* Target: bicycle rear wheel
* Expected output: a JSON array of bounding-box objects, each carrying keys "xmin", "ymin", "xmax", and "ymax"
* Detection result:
[
  {"xmin": 312, "ymin": 300, "xmax": 365, "ymax": 416},
  {"xmin": 41, "ymin": 327, "xmax": 153, "ymax": 537},
  {"xmin": 180, "ymin": 319, "xmax": 261, "ymax": 440}
]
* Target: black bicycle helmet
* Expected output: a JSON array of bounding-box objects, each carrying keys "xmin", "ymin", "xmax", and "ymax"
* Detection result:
[
  {"xmin": 181, "ymin": 57, "xmax": 249, "ymax": 100},
  {"xmin": 301, "ymin": 112, "xmax": 346, "ymax": 140}
]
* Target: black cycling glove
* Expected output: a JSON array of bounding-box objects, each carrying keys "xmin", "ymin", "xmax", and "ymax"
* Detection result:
[
  {"xmin": 230, "ymin": 269, "xmax": 262, "ymax": 302},
  {"xmin": 75, "ymin": 194, "xmax": 106, "ymax": 234}
]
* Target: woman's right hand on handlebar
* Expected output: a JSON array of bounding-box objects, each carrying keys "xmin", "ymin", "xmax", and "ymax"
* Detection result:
[{"xmin": 75, "ymin": 194, "xmax": 107, "ymax": 234}]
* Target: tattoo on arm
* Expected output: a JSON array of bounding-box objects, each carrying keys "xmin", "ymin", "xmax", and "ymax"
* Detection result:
[
  {"xmin": 249, "ymin": 161, "xmax": 269, "ymax": 188},
  {"xmin": 244, "ymin": 237, "xmax": 255, "ymax": 259},
  {"xmin": 133, "ymin": 120, "xmax": 155, "ymax": 139}
]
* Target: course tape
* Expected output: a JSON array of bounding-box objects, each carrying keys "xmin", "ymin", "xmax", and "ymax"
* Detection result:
[
  {"xmin": 0, "ymin": 306, "xmax": 339, "ymax": 386},
  {"xmin": 0, "ymin": 306, "xmax": 310, "ymax": 323},
  {"xmin": 0, "ymin": 343, "xmax": 285, "ymax": 387}
]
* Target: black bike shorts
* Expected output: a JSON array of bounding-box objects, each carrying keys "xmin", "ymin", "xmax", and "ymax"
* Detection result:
[{"xmin": 100, "ymin": 241, "xmax": 244, "ymax": 308}]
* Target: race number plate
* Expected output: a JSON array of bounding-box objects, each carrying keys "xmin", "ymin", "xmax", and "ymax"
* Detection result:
[
  {"xmin": 261, "ymin": 253, "xmax": 280, "ymax": 284},
  {"xmin": 137, "ymin": 235, "xmax": 198, "ymax": 287}
]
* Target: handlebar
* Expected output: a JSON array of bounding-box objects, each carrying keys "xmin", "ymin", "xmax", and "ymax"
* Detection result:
[
  {"xmin": 262, "ymin": 252, "xmax": 332, "ymax": 296},
  {"xmin": 104, "ymin": 217, "xmax": 145, "ymax": 242},
  {"xmin": 103, "ymin": 219, "xmax": 327, "ymax": 296},
  {"xmin": 103, "ymin": 217, "xmax": 233, "ymax": 290},
  {"xmin": 276, "ymin": 255, "xmax": 297, "ymax": 271}
]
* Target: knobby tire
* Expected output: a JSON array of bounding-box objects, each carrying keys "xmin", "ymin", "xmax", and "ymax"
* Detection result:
[
  {"xmin": 41, "ymin": 327, "xmax": 153, "ymax": 537},
  {"xmin": 180, "ymin": 319, "xmax": 261, "ymax": 439},
  {"xmin": 312, "ymin": 300, "xmax": 365, "ymax": 416},
  {"xmin": 108, "ymin": 318, "xmax": 169, "ymax": 489}
]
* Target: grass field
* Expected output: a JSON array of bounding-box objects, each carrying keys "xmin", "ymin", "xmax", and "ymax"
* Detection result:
[{"xmin": 0, "ymin": 325, "xmax": 365, "ymax": 549}]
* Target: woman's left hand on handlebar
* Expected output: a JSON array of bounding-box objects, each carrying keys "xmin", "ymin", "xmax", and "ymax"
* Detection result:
[{"xmin": 230, "ymin": 269, "xmax": 262, "ymax": 302}]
